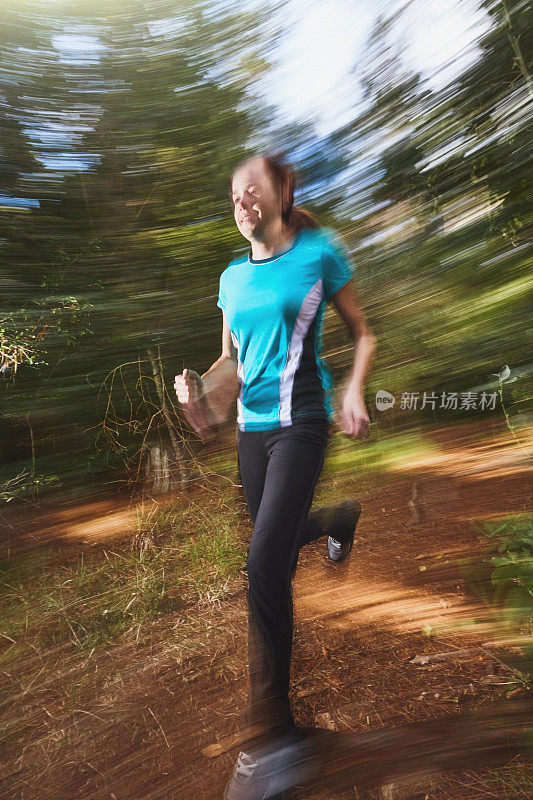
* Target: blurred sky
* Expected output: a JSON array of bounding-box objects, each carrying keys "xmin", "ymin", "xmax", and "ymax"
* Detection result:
[
  {"xmin": 45, "ymin": 0, "xmax": 493, "ymax": 169},
  {"xmin": 269, "ymin": 0, "xmax": 491, "ymax": 136}
]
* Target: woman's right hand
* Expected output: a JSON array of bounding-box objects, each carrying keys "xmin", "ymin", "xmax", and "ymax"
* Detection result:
[{"xmin": 174, "ymin": 368, "xmax": 205, "ymax": 405}]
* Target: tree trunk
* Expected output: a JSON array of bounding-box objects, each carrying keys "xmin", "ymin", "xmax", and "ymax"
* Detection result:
[{"xmin": 147, "ymin": 347, "xmax": 192, "ymax": 491}]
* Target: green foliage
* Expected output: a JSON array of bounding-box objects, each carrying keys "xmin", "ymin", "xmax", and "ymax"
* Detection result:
[
  {"xmin": 1, "ymin": 0, "xmax": 531, "ymax": 504},
  {"xmin": 320, "ymin": 427, "xmax": 440, "ymax": 479},
  {"xmin": 463, "ymin": 514, "xmax": 533, "ymax": 691},
  {"xmin": 474, "ymin": 515, "xmax": 533, "ymax": 627},
  {"xmin": 0, "ymin": 468, "xmax": 61, "ymax": 503},
  {"xmin": 417, "ymin": 512, "xmax": 533, "ymax": 692},
  {"xmin": 0, "ymin": 0, "xmax": 262, "ymax": 500}
]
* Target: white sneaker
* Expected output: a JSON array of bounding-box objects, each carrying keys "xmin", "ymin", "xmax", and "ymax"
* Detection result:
[
  {"xmin": 327, "ymin": 499, "xmax": 361, "ymax": 563},
  {"xmin": 222, "ymin": 729, "xmax": 321, "ymax": 800}
]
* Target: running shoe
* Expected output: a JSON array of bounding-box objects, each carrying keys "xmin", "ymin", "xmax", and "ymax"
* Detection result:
[
  {"xmin": 222, "ymin": 728, "xmax": 321, "ymax": 800},
  {"xmin": 327, "ymin": 499, "xmax": 361, "ymax": 563}
]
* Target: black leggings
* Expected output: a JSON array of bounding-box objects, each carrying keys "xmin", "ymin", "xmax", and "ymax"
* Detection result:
[{"xmin": 236, "ymin": 417, "xmax": 331, "ymax": 747}]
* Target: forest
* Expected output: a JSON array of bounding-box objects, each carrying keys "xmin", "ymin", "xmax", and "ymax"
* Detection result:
[{"xmin": 0, "ymin": 1, "xmax": 531, "ymax": 799}]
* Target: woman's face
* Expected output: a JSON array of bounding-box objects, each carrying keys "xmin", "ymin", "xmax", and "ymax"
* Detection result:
[{"xmin": 231, "ymin": 158, "xmax": 281, "ymax": 241}]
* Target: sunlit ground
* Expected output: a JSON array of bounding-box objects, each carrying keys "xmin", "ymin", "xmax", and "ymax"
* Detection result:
[{"xmin": 5, "ymin": 419, "xmax": 530, "ymax": 550}]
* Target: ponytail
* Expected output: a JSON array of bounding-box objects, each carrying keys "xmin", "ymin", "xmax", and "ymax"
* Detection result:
[{"xmin": 285, "ymin": 205, "xmax": 319, "ymax": 232}]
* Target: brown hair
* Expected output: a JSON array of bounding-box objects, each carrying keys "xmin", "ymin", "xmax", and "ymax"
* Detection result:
[{"xmin": 228, "ymin": 151, "xmax": 319, "ymax": 232}]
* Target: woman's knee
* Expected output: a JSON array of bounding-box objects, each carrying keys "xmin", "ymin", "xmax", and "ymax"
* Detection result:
[
  {"xmin": 246, "ymin": 546, "xmax": 271, "ymax": 584},
  {"xmin": 246, "ymin": 542, "xmax": 290, "ymax": 591}
]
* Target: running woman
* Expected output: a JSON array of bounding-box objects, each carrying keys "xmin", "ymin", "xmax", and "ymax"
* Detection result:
[{"xmin": 174, "ymin": 152, "xmax": 376, "ymax": 800}]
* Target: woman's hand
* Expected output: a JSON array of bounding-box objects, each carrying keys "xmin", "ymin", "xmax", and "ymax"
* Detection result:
[
  {"xmin": 174, "ymin": 368, "xmax": 217, "ymax": 441},
  {"xmin": 174, "ymin": 368, "xmax": 205, "ymax": 404},
  {"xmin": 336, "ymin": 385, "xmax": 371, "ymax": 439}
]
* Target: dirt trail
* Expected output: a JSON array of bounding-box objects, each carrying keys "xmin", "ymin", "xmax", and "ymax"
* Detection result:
[
  {"xmin": 1, "ymin": 418, "xmax": 530, "ymax": 555},
  {"xmin": 1, "ymin": 419, "xmax": 532, "ymax": 800}
]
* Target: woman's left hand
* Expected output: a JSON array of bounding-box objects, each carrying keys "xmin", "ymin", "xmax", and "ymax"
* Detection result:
[{"xmin": 337, "ymin": 386, "xmax": 371, "ymax": 439}]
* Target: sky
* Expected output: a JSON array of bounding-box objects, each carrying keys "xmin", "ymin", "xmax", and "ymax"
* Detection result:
[
  {"xmin": 266, "ymin": 0, "xmax": 492, "ymax": 137},
  {"xmin": 38, "ymin": 0, "xmax": 494, "ymax": 173}
]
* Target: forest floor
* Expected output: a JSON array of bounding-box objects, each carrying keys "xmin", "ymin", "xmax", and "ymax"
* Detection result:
[{"xmin": 0, "ymin": 417, "xmax": 532, "ymax": 800}]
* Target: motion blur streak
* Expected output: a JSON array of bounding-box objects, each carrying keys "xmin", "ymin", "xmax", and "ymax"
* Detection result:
[{"xmin": 1, "ymin": 0, "xmax": 531, "ymax": 799}]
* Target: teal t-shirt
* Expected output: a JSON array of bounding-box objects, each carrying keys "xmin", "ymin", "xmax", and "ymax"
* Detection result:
[{"xmin": 217, "ymin": 226, "xmax": 355, "ymax": 432}]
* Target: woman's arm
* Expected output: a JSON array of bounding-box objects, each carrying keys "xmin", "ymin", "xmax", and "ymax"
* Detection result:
[
  {"xmin": 174, "ymin": 311, "xmax": 240, "ymax": 439},
  {"xmin": 201, "ymin": 310, "xmax": 237, "ymax": 380},
  {"xmin": 329, "ymin": 281, "xmax": 377, "ymax": 438},
  {"xmin": 199, "ymin": 311, "xmax": 240, "ymax": 425},
  {"xmin": 331, "ymin": 282, "xmax": 377, "ymax": 391}
]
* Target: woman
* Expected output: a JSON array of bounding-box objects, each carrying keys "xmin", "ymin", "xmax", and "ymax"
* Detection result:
[{"xmin": 175, "ymin": 152, "xmax": 376, "ymax": 800}]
